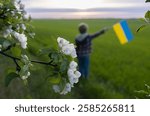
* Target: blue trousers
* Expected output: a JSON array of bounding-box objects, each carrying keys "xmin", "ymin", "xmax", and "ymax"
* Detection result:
[{"xmin": 77, "ymin": 55, "xmax": 89, "ymax": 78}]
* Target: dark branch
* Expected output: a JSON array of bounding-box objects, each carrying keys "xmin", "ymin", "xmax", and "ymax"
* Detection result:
[
  {"xmin": 2, "ymin": 44, "xmax": 15, "ymax": 52},
  {"xmin": 13, "ymin": 59, "xmax": 21, "ymax": 71},
  {"xmin": 0, "ymin": 51, "xmax": 20, "ymax": 60},
  {"xmin": 0, "ymin": 51, "xmax": 56, "ymax": 67},
  {"xmin": 2, "ymin": 45, "xmax": 12, "ymax": 52},
  {"xmin": 31, "ymin": 60, "xmax": 57, "ymax": 67}
]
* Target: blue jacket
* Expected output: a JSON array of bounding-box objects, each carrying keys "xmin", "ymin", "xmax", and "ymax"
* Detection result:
[{"xmin": 75, "ymin": 29, "xmax": 106, "ymax": 56}]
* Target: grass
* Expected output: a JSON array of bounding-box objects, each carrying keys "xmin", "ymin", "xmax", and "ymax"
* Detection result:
[{"xmin": 0, "ymin": 19, "xmax": 150, "ymax": 98}]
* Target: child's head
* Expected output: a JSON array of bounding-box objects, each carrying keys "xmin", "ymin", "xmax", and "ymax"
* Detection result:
[{"xmin": 78, "ymin": 23, "xmax": 88, "ymax": 34}]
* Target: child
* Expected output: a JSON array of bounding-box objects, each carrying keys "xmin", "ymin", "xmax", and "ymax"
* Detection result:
[{"xmin": 75, "ymin": 23, "xmax": 108, "ymax": 78}]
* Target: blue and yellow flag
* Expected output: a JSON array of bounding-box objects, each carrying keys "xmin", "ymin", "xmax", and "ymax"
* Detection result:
[{"xmin": 113, "ymin": 20, "xmax": 133, "ymax": 44}]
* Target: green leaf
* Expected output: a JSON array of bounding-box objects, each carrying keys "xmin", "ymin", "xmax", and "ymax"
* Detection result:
[
  {"xmin": 39, "ymin": 48, "xmax": 54, "ymax": 55},
  {"xmin": 0, "ymin": 38, "xmax": 5, "ymax": 44},
  {"xmin": 5, "ymin": 72, "xmax": 19, "ymax": 87},
  {"xmin": 48, "ymin": 73, "xmax": 61, "ymax": 84},
  {"xmin": 49, "ymin": 51, "xmax": 63, "ymax": 63},
  {"xmin": 11, "ymin": 46, "xmax": 21, "ymax": 57},
  {"xmin": 60, "ymin": 59, "xmax": 69, "ymax": 72},
  {"xmin": 146, "ymin": 0, "xmax": 150, "ymax": 2},
  {"xmin": 145, "ymin": 10, "xmax": 150, "ymax": 19},
  {"xmin": 136, "ymin": 25, "xmax": 147, "ymax": 32},
  {"xmin": 51, "ymin": 52, "xmax": 59, "ymax": 62},
  {"xmin": 2, "ymin": 40, "xmax": 11, "ymax": 49},
  {"xmin": 139, "ymin": 18, "xmax": 147, "ymax": 23},
  {"xmin": 5, "ymin": 68, "xmax": 16, "ymax": 74},
  {"xmin": 145, "ymin": 84, "xmax": 150, "ymax": 93},
  {"xmin": 135, "ymin": 90, "xmax": 149, "ymax": 95}
]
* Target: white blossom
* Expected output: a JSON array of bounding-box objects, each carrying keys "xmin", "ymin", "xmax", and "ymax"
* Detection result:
[
  {"xmin": 20, "ymin": 55, "xmax": 31, "ymax": 80},
  {"xmin": 21, "ymin": 55, "xmax": 29, "ymax": 64},
  {"xmin": 57, "ymin": 37, "xmax": 69, "ymax": 48},
  {"xmin": 67, "ymin": 63, "xmax": 81, "ymax": 87},
  {"xmin": 60, "ymin": 83, "xmax": 71, "ymax": 95},
  {"xmin": 23, "ymin": 13, "xmax": 30, "ymax": 20},
  {"xmin": 19, "ymin": 33, "xmax": 27, "ymax": 42},
  {"xmin": 3, "ymin": 28, "xmax": 13, "ymax": 38},
  {"xmin": 21, "ymin": 71, "xmax": 30, "ymax": 80},
  {"xmin": 57, "ymin": 37, "xmax": 77, "ymax": 58},
  {"xmin": 66, "ymin": 83, "xmax": 71, "ymax": 92},
  {"xmin": 67, "ymin": 69, "xmax": 74, "ymax": 77},
  {"xmin": 69, "ymin": 74, "xmax": 79, "ymax": 82},
  {"xmin": 60, "ymin": 91, "xmax": 67, "ymax": 95},
  {"xmin": 69, "ymin": 61, "xmax": 78, "ymax": 69},
  {"xmin": 0, "ymin": 44, "xmax": 2, "ymax": 51},
  {"xmin": 68, "ymin": 77, "xmax": 75, "ymax": 85},
  {"xmin": 21, "ymin": 76, "xmax": 28, "ymax": 80},
  {"xmin": 62, "ymin": 46, "xmax": 72, "ymax": 55},
  {"xmin": 61, "ymin": 44, "xmax": 75, "ymax": 55},
  {"xmin": 53, "ymin": 85, "xmax": 61, "ymax": 93},
  {"xmin": 21, "ymin": 24, "xmax": 26, "ymax": 30},
  {"xmin": 74, "ymin": 71, "xmax": 81, "ymax": 78},
  {"xmin": 13, "ymin": 1, "xmax": 20, "ymax": 10},
  {"xmin": 23, "ymin": 55, "xmax": 29, "ymax": 60},
  {"xmin": 55, "ymin": 37, "xmax": 81, "ymax": 95},
  {"xmin": 27, "ymin": 72, "xmax": 30, "ymax": 76},
  {"xmin": 71, "ymin": 49, "xmax": 77, "ymax": 58},
  {"xmin": 73, "ymin": 78, "xmax": 79, "ymax": 84},
  {"xmin": 68, "ymin": 77, "xmax": 79, "ymax": 87},
  {"xmin": 13, "ymin": 31, "xmax": 19, "ymax": 38},
  {"xmin": 13, "ymin": 32, "xmax": 27, "ymax": 49},
  {"xmin": 21, "ymin": 42, "xmax": 27, "ymax": 49}
]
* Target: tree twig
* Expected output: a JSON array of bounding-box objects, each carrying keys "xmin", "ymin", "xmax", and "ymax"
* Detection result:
[
  {"xmin": 30, "ymin": 60, "xmax": 57, "ymax": 67},
  {"xmin": 0, "ymin": 51, "xmax": 56, "ymax": 67},
  {"xmin": 13, "ymin": 59, "xmax": 21, "ymax": 71}
]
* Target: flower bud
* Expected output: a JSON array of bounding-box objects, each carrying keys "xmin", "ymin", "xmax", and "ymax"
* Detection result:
[{"xmin": 69, "ymin": 61, "xmax": 78, "ymax": 69}]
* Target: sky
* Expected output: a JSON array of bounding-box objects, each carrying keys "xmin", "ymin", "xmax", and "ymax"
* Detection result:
[{"xmin": 21, "ymin": 0, "xmax": 150, "ymax": 19}]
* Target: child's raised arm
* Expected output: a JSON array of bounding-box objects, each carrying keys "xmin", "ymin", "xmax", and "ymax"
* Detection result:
[{"xmin": 90, "ymin": 27, "xmax": 110, "ymax": 39}]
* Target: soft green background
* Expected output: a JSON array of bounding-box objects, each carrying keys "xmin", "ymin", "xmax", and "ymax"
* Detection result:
[{"xmin": 0, "ymin": 19, "xmax": 150, "ymax": 98}]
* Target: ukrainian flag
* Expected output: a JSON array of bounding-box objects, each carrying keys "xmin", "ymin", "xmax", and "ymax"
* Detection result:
[{"xmin": 113, "ymin": 20, "xmax": 133, "ymax": 44}]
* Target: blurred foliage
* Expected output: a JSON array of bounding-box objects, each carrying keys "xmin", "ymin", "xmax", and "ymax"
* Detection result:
[
  {"xmin": 135, "ymin": 84, "xmax": 150, "ymax": 99},
  {"xmin": 137, "ymin": 0, "xmax": 150, "ymax": 32},
  {"xmin": 5, "ymin": 72, "xmax": 19, "ymax": 87},
  {"xmin": 0, "ymin": 0, "xmax": 77, "ymax": 95},
  {"xmin": 146, "ymin": 0, "xmax": 150, "ymax": 2},
  {"xmin": 0, "ymin": 0, "xmax": 34, "ymax": 87}
]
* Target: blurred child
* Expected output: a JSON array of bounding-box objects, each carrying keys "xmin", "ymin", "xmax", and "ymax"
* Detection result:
[{"xmin": 75, "ymin": 23, "xmax": 108, "ymax": 79}]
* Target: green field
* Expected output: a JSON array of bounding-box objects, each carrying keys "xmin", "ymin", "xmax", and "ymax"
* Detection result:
[{"xmin": 0, "ymin": 19, "xmax": 150, "ymax": 98}]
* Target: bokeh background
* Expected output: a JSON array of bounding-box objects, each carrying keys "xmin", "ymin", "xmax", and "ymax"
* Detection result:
[{"xmin": 0, "ymin": 0, "xmax": 150, "ymax": 98}]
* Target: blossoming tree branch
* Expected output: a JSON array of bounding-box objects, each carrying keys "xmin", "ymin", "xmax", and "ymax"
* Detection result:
[{"xmin": 0, "ymin": 0, "xmax": 81, "ymax": 95}]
